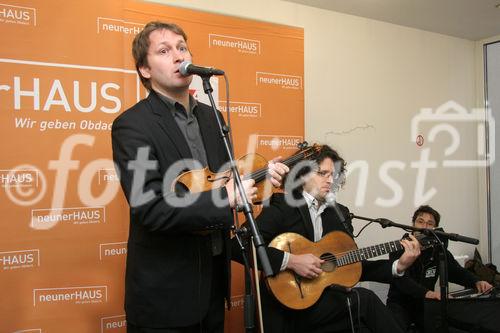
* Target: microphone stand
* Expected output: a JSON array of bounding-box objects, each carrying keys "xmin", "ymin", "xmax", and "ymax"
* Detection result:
[
  {"xmin": 233, "ymin": 226, "xmax": 257, "ymax": 333},
  {"xmin": 350, "ymin": 214, "xmax": 479, "ymax": 333},
  {"xmin": 201, "ymin": 76, "xmax": 272, "ymax": 332}
]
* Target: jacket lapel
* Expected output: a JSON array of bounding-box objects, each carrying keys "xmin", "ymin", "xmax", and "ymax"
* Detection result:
[
  {"xmin": 321, "ymin": 207, "xmax": 338, "ymax": 236},
  {"xmin": 297, "ymin": 198, "xmax": 315, "ymax": 242},
  {"xmin": 147, "ymin": 91, "xmax": 193, "ymax": 163},
  {"xmin": 194, "ymin": 105, "xmax": 221, "ymax": 171}
]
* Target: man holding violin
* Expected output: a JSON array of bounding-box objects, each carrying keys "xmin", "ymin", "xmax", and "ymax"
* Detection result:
[{"xmin": 112, "ymin": 21, "xmax": 288, "ymax": 333}]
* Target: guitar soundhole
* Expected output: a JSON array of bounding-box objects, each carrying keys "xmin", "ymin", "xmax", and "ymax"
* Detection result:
[
  {"xmin": 320, "ymin": 252, "xmax": 336, "ymax": 272},
  {"xmin": 174, "ymin": 182, "xmax": 190, "ymax": 194}
]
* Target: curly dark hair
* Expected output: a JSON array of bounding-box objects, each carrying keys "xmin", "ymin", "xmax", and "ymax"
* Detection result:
[{"xmin": 287, "ymin": 144, "xmax": 347, "ymax": 195}]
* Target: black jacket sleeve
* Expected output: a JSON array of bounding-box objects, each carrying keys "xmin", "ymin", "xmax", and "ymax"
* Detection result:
[
  {"xmin": 360, "ymin": 259, "xmax": 394, "ymax": 283},
  {"xmin": 388, "ymin": 250, "xmax": 429, "ymax": 299},
  {"xmin": 389, "ymin": 274, "xmax": 429, "ymax": 299}
]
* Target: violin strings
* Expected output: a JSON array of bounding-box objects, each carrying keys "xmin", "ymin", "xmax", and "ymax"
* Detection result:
[
  {"xmin": 248, "ymin": 152, "xmax": 308, "ymax": 181},
  {"xmin": 241, "ymin": 146, "xmax": 320, "ymax": 182}
]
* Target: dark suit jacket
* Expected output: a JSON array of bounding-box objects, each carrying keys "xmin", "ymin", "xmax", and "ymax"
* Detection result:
[
  {"xmin": 112, "ymin": 90, "xmax": 233, "ymax": 328},
  {"xmin": 236, "ymin": 192, "xmax": 394, "ymax": 332}
]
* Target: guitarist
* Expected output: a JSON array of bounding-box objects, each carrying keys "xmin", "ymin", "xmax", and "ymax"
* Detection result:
[{"xmin": 235, "ymin": 145, "xmax": 421, "ymax": 333}]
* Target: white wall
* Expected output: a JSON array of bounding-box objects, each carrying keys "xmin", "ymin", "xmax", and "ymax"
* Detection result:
[{"xmin": 151, "ymin": 0, "xmax": 483, "ymax": 258}]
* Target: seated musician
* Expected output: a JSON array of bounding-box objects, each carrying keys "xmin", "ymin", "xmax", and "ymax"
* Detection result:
[
  {"xmin": 233, "ymin": 145, "xmax": 421, "ymax": 333},
  {"xmin": 386, "ymin": 205, "xmax": 493, "ymax": 332}
]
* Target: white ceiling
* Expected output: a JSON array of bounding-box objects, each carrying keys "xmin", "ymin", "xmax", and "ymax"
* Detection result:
[{"xmin": 283, "ymin": 0, "xmax": 500, "ymax": 41}]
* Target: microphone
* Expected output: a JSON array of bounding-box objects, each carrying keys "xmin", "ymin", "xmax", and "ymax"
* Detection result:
[
  {"xmin": 325, "ymin": 192, "xmax": 336, "ymax": 205},
  {"xmin": 179, "ymin": 61, "xmax": 224, "ymax": 77}
]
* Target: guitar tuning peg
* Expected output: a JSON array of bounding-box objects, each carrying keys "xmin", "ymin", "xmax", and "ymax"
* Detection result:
[{"xmin": 297, "ymin": 141, "xmax": 308, "ymax": 150}]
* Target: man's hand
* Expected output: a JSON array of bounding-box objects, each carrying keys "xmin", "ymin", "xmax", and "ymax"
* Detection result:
[
  {"xmin": 267, "ymin": 157, "xmax": 289, "ymax": 188},
  {"xmin": 425, "ymin": 290, "xmax": 441, "ymax": 300},
  {"xmin": 225, "ymin": 179, "xmax": 257, "ymax": 208},
  {"xmin": 396, "ymin": 234, "xmax": 421, "ymax": 274},
  {"xmin": 287, "ymin": 253, "xmax": 324, "ymax": 279},
  {"xmin": 476, "ymin": 280, "xmax": 493, "ymax": 293}
]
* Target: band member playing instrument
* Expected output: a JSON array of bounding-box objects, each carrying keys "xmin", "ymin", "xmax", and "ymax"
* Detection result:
[
  {"xmin": 387, "ymin": 205, "xmax": 495, "ymax": 332},
  {"xmin": 112, "ymin": 21, "xmax": 288, "ymax": 333},
  {"xmin": 233, "ymin": 145, "xmax": 421, "ymax": 333}
]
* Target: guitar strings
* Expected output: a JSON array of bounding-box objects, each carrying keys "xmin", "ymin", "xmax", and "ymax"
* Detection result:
[
  {"xmin": 308, "ymin": 238, "xmax": 432, "ymax": 266},
  {"xmin": 304, "ymin": 240, "xmax": 404, "ymax": 265}
]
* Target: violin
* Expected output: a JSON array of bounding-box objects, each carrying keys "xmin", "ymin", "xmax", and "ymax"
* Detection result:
[{"xmin": 172, "ymin": 142, "xmax": 322, "ymax": 203}]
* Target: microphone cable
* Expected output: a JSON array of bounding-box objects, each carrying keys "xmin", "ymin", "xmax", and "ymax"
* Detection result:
[
  {"xmin": 346, "ymin": 288, "xmax": 362, "ymax": 333},
  {"xmin": 346, "ymin": 294, "xmax": 355, "ymax": 333}
]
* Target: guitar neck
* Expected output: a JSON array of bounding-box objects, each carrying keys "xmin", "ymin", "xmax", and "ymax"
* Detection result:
[
  {"xmin": 249, "ymin": 150, "xmax": 315, "ymax": 183},
  {"xmin": 336, "ymin": 240, "xmax": 403, "ymax": 267}
]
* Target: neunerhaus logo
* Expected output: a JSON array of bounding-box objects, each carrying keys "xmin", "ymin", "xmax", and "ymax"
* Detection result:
[
  {"xmin": 209, "ymin": 34, "xmax": 260, "ymax": 54},
  {"xmin": 31, "ymin": 207, "xmax": 105, "ymax": 228},
  {"xmin": 0, "ymin": 249, "xmax": 39, "ymax": 270},
  {"xmin": 97, "ymin": 17, "xmax": 143, "ymax": 35},
  {"xmin": 0, "ymin": 169, "xmax": 37, "ymax": 187},
  {"xmin": 258, "ymin": 135, "xmax": 303, "ymax": 150},
  {"xmin": 33, "ymin": 286, "xmax": 107, "ymax": 306},
  {"xmin": 0, "ymin": 4, "xmax": 36, "ymax": 26},
  {"xmin": 218, "ymin": 101, "xmax": 261, "ymax": 118},
  {"xmin": 101, "ymin": 315, "xmax": 126, "ymax": 332},
  {"xmin": 256, "ymin": 72, "xmax": 302, "ymax": 89}
]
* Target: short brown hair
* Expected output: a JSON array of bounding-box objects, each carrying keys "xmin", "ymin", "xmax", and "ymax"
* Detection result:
[
  {"xmin": 412, "ymin": 205, "xmax": 441, "ymax": 227},
  {"xmin": 132, "ymin": 21, "xmax": 188, "ymax": 90}
]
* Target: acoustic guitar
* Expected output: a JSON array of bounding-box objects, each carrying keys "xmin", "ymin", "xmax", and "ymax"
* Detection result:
[
  {"xmin": 172, "ymin": 142, "xmax": 322, "ymax": 203},
  {"xmin": 266, "ymin": 231, "xmax": 437, "ymax": 309}
]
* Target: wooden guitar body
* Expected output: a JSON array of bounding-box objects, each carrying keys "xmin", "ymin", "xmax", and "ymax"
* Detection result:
[
  {"xmin": 266, "ymin": 231, "xmax": 361, "ymax": 310},
  {"xmin": 266, "ymin": 230, "xmax": 434, "ymax": 309}
]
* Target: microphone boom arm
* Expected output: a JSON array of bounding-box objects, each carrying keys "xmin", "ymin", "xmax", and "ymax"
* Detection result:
[{"xmin": 349, "ymin": 214, "xmax": 479, "ymax": 245}]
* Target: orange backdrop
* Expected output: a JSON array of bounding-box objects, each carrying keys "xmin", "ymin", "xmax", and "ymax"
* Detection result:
[{"xmin": 0, "ymin": 1, "xmax": 304, "ymax": 332}]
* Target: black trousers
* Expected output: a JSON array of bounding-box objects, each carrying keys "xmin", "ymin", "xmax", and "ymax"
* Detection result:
[
  {"xmin": 386, "ymin": 300, "xmax": 416, "ymax": 331},
  {"xmin": 295, "ymin": 287, "xmax": 403, "ymax": 333},
  {"xmin": 127, "ymin": 256, "xmax": 225, "ymax": 333},
  {"xmin": 387, "ymin": 298, "xmax": 500, "ymax": 333},
  {"xmin": 424, "ymin": 298, "xmax": 500, "ymax": 333}
]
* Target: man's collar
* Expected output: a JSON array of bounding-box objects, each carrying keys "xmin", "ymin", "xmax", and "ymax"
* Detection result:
[
  {"xmin": 153, "ymin": 89, "xmax": 197, "ymax": 113},
  {"xmin": 302, "ymin": 190, "xmax": 326, "ymax": 210}
]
